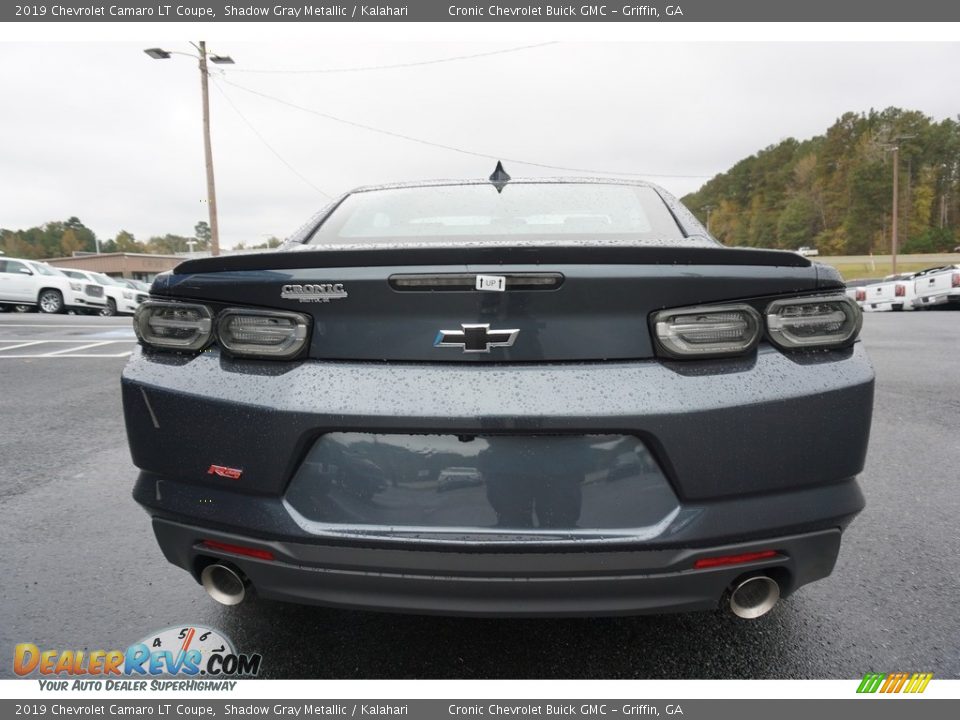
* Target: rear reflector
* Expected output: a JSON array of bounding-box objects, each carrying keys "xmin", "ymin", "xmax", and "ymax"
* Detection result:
[
  {"xmin": 693, "ymin": 550, "xmax": 778, "ymax": 569},
  {"xmin": 202, "ymin": 540, "xmax": 275, "ymax": 561}
]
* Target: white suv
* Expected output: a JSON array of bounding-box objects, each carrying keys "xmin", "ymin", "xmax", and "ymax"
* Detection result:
[
  {"xmin": 0, "ymin": 258, "xmax": 107, "ymax": 314},
  {"xmin": 58, "ymin": 269, "xmax": 141, "ymax": 316}
]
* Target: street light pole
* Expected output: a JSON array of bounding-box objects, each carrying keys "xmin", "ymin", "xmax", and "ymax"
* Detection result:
[
  {"xmin": 145, "ymin": 43, "xmax": 234, "ymax": 257},
  {"xmin": 198, "ymin": 41, "xmax": 220, "ymax": 256}
]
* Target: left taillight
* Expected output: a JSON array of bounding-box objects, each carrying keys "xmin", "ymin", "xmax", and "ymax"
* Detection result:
[
  {"xmin": 217, "ymin": 308, "xmax": 310, "ymax": 359},
  {"xmin": 135, "ymin": 302, "xmax": 310, "ymax": 359},
  {"xmin": 895, "ymin": 284, "xmax": 906, "ymax": 297},
  {"xmin": 134, "ymin": 301, "xmax": 213, "ymax": 351},
  {"xmin": 952, "ymin": 273, "xmax": 960, "ymax": 288},
  {"xmin": 653, "ymin": 304, "xmax": 762, "ymax": 358}
]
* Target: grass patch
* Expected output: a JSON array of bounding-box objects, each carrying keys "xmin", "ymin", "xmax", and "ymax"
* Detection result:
[{"xmin": 822, "ymin": 261, "xmax": 941, "ymax": 281}]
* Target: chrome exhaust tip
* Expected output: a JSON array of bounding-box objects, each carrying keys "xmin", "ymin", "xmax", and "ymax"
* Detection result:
[
  {"xmin": 200, "ymin": 564, "xmax": 248, "ymax": 606},
  {"xmin": 729, "ymin": 575, "xmax": 780, "ymax": 619}
]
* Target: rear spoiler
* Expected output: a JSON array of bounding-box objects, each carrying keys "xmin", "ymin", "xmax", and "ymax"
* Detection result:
[{"xmin": 174, "ymin": 243, "xmax": 811, "ymax": 274}]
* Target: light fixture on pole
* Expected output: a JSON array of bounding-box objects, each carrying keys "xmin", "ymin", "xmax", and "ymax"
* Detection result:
[{"xmin": 144, "ymin": 42, "xmax": 234, "ymax": 256}]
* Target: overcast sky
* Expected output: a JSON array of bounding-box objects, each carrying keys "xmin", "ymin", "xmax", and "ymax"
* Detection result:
[{"xmin": 1, "ymin": 41, "xmax": 958, "ymax": 248}]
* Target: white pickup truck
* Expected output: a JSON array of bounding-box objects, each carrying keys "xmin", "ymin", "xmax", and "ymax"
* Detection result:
[
  {"xmin": 0, "ymin": 257, "xmax": 107, "ymax": 314},
  {"xmin": 859, "ymin": 273, "xmax": 919, "ymax": 312},
  {"xmin": 912, "ymin": 265, "xmax": 960, "ymax": 309}
]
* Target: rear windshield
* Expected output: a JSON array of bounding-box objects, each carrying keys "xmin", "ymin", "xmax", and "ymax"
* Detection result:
[{"xmin": 307, "ymin": 183, "xmax": 684, "ymax": 244}]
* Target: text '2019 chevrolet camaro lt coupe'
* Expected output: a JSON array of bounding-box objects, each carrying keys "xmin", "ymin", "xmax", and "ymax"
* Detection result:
[{"xmin": 122, "ymin": 171, "xmax": 873, "ymax": 618}]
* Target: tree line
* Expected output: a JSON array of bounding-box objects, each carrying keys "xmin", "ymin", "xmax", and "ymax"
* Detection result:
[
  {"xmin": 0, "ymin": 219, "xmax": 282, "ymax": 258},
  {"xmin": 681, "ymin": 107, "xmax": 960, "ymax": 255}
]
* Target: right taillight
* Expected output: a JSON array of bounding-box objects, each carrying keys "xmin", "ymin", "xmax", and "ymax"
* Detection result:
[
  {"xmin": 766, "ymin": 295, "xmax": 862, "ymax": 350},
  {"xmin": 652, "ymin": 304, "xmax": 762, "ymax": 358},
  {"xmin": 895, "ymin": 284, "xmax": 906, "ymax": 297}
]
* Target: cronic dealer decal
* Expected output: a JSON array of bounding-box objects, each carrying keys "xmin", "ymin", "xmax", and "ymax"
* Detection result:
[{"xmin": 280, "ymin": 283, "xmax": 348, "ymax": 302}]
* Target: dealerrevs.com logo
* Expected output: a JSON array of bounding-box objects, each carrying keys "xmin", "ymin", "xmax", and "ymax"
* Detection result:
[{"xmin": 15, "ymin": 625, "xmax": 262, "ymax": 690}]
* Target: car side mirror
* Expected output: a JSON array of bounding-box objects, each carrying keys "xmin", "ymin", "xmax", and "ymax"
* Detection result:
[{"xmin": 18, "ymin": 268, "xmax": 33, "ymax": 275}]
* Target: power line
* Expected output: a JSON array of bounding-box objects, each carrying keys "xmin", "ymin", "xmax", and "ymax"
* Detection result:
[
  {"xmin": 213, "ymin": 80, "xmax": 333, "ymax": 198},
  {"xmin": 225, "ymin": 42, "xmax": 558, "ymax": 75},
  {"xmin": 218, "ymin": 77, "xmax": 713, "ymax": 180}
]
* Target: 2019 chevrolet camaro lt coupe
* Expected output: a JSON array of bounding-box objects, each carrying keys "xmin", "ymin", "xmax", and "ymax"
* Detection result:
[{"xmin": 122, "ymin": 174, "xmax": 874, "ymax": 618}]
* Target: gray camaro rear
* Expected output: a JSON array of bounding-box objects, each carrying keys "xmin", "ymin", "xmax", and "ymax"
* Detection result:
[{"xmin": 122, "ymin": 177, "xmax": 873, "ymax": 617}]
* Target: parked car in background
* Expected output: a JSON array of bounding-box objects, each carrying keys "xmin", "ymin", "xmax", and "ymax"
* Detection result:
[
  {"xmin": 59, "ymin": 269, "xmax": 144, "ymax": 316},
  {"xmin": 912, "ymin": 265, "xmax": 960, "ymax": 308},
  {"xmin": 844, "ymin": 278, "xmax": 871, "ymax": 305},
  {"xmin": 123, "ymin": 175, "xmax": 873, "ymax": 619},
  {"xmin": 119, "ymin": 279, "xmax": 152, "ymax": 293},
  {"xmin": 797, "ymin": 246, "xmax": 819, "ymax": 257},
  {"xmin": 0, "ymin": 257, "xmax": 106, "ymax": 314},
  {"xmin": 861, "ymin": 272, "xmax": 919, "ymax": 312}
]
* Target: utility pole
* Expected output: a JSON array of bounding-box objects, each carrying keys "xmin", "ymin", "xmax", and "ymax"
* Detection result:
[
  {"xmin": 145, "ymin": 43, "xmax": 234, "ymax": 257},
  {"xmin": 198, "ymin": 41, "xmax": 220, "ymax": 256},
  {"xmin": 884, "ymin": 133, "xmax": 916, "ymax": 276},
  {"xmin": 891, "ymin": 145, "xmax": 900, "ymax": 275},
  {"xmin": 703, "ymin": 204, "xmax": 715, "ymax": 234}
]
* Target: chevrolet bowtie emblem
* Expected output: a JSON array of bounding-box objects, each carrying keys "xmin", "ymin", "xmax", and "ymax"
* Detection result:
[{"xmin": 433, "ymin": 323, "xmax": 520, "ymax": 353}]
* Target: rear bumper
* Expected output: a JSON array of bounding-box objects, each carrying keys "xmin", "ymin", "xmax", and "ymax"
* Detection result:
[
  {"xmin": 123, "ymin": 342, "xmax": 873, "ymax": 614},
  {"xmin": 152, "ymin": 516, "xmax": 845, "ymax": 616},
  {"xmin": 916, "ymin": 291, "xmax": 960, "ymax": 307}
]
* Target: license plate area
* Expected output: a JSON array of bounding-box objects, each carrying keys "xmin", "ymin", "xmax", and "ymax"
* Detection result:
[{"xmin": 284, "ymin": 433, "xmax": 679, "ymax": 540}]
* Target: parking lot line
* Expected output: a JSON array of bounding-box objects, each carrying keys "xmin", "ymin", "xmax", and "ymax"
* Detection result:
[
  {"xmin": 42, "ymin": 341, "xmax": 116, "ymax": 356},
  {"xmin": 0, "ymin": 341, "xmax": 47, "ymax": 352},
  {"xmin": 0, "ymin": 352, "xmax": 133, "ymax": 358},
  {"xmin": 0, "ymin": 323, "xmax": 128, "ymax": 329}
]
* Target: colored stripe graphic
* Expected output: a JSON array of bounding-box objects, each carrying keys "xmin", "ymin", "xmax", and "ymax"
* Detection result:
[{"xmin": 857, "ymin": 672, "xmax": 932, "ymax": 694}]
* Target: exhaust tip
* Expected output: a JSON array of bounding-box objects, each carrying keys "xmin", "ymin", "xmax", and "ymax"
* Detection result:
[
  {"xmin": 729, "ymin": 575, "xmax": 780, "ymax": 619},
  {"xmin": 201, "ymin": 563, "xmax": 248, "ymax": 606}
]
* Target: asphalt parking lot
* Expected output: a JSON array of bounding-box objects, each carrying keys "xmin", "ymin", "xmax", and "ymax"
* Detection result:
[{"xmin": 1, "ymin": 311, "xmax": 958, "ymax": 679}]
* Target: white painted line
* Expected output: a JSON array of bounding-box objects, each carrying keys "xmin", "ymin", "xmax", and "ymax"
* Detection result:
[
  {"xmin": 0, "ymin": 352, "xmax": 134, "ymax": 359},
  {"xmin": 0, "ymin": 341, "xmax": 46, "ymax": 352},
  {"xmin": 0, "ymin": 338, "xmax": 136, "ymax": 343},
  {"xmin": 0, "ymin": 324, "xmax": 130, "ymax": 328},
  {"xmin": 43, "ymin": 341, "xmax": 114, "ymax": 356}
]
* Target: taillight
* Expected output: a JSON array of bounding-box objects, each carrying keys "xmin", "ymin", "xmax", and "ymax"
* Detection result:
[
  {"xmin": 766, "ymin": 294, "xmax": 862, "ymax": 350},
  {"xmin": 134, "ymin": 301, "xmax": 213, "ymax": 351},
  {"xmin": 895, "ymin": 284, "xmax": 906, "ymax": 297},
  {"xmin": 217, "ymin": 308, "xmax": 310, "ymax": 359},
  {"xmin": 953, "ymin": 273, "xmax": 960, "ymax": 288},
  {"xmin": 855, "ymin": 288, "xmax": 866, "ymax": 302},
  {"xmin": 652, "ymin": 304, "xmax": 762, "ymax": 358}
]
